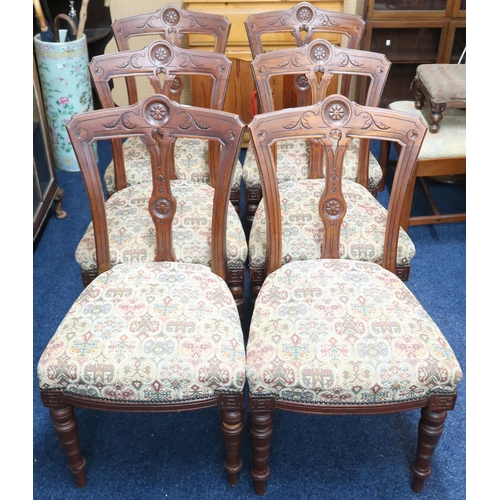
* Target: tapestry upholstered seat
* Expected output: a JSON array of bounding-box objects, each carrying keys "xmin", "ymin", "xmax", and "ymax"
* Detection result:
[
  {"xmin": 37, "ymin": 95, "xmax": 247, "ymax": 487},
  {"xmin": 245, "ymin": 94, "xmax": 462, "ymax": 495}
]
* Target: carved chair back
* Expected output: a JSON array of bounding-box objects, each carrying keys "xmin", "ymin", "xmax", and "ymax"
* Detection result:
[
  {"xmin": 251, "ymin": 40, "xmax": 391, "ymax": 185},
  {"xmin": 248, "ymin": 94, "xmax": 427, "ymax": 278},
  {"xmin": 66, "ymin": 94, "xmax": 245, "ymax": 279},
  {"xmin": 245, "ymin": 2, "xmax": 365, "ymax": 101},
  {"xmin": 112, "ymin": 4, "xmax": 231, "ymax": 105},
  {"xmin": 89, "ymin": 39, "xmax": 232, "ymax": 191}
]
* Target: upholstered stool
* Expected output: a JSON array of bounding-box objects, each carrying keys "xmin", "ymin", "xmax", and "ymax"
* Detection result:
[{"xmin": 414, "ymin": 64, "xmax": 466, "ymax": 134}]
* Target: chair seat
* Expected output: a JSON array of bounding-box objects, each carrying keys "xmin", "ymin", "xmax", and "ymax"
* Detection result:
[
  {"xmin": 242, "ymin": 138, "xmax": 383, "ymax": 190},
  {"xmin": 246, "ymin": 259, "xmax": 462, "ymax": 404},
  {"xmin": 104, "ymin": 137, "xmax": 243, "ymax": 195},
  {"xmin": 76, "ymin": 181, "xmax": 248, "ymax": 274},
  {"xmin": 389, "ymin": 101, "xmax": 466, "ymax": 159},
  {"xmin": 416, "ymin": 64, "xmax": 466, "ymax": 105},
  {"xmin": 38, "ymin": 261, "xmax": 246, "ymax": 402},
  {"xmin": 249, "ymin": 179, "xmax": 415, "ymax": 269}
]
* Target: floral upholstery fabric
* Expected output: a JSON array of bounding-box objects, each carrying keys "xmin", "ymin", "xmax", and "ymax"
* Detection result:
[
  {"xmin": 104, "ymin": 137, "xmax": 243, "ymax": 195},
  {"xmin": 246, "ymin": 259, "xmax": 462, "ymax": 404},
  {"xmin": 76, "ymin": 181, "xmax": 248, "ymax": 273},
  {"xmin": 38, "ymin": 262, "xmax": 246, "ymax": 402},
  {"xmin": 249, "ymin": 179, "xmax": 414, "ymax": 270},
  {"xmin": 242, "ymin": 138, "xmax": 382, "ymax": 190}
]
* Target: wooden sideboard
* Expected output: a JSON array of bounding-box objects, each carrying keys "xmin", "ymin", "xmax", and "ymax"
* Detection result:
[{"xmin": 183, "ymin": 0, "xmax": 345, "ymax": 129}]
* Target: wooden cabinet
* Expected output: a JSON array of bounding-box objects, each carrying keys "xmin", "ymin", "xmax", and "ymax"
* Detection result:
[
  {"xmin": 33, "ymin": 57, "xmax": 66, "ymax": 241},
  {"xmin": 357, "ymin": 0, "xmax": 465, "ymax": 108},
  {"xmin": 183, "ymin": 0, "xmax": 344, "ymax": 129}
]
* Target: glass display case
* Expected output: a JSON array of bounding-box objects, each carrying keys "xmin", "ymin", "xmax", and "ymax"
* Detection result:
[
  {"xmin": 358, "ymin": 0, "xmax": 465, "ymax": 107},
  {"xmin": 33, "ymin": 56, "xmax": 66, "ymax": 242}
]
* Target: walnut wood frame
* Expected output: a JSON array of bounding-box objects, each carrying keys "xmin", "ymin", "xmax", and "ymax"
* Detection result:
[
  {"xmin": 246, "ymin": 96, "xmax": 458, "ymax": 494},
  {"xmin": 40, "ymin": 95, "xmax": 246, "ymax": 487},
  {"xmin": 247, "ymin": 41, "xmax": 411, "ymax": 298},
  {"xmin": 112, "ymin": 4, "xmax": 231, "ymax": 106},
  {"xmin": 90, "ymin": 39, "xmax": 239, "ymax": 205},
  {"xmin": 244, "ymin": 3, "xmax": 366, "ymax": 221}
]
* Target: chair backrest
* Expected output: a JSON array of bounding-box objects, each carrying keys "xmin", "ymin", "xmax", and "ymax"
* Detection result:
[
  {"xmin": 112, "ymin": 4, "xmax": 231, "ymax": 104},
  {"xmin": 66, "ymin": 94, "xmax": 245, "ymax": 278},
  {"xmin": 245, "ymin": 2, "xmax": 365, "ymax": 98},
  {"xmin": 251, "ymin": 39, "xmax": 391, "ymax": 184},
  {"xmin": 89, "ymin": 39, "xmax": 232, "ymax": 191},
  {"xmin": 247, "ymin": 94, "xmax": 427, "ymax": 277}
]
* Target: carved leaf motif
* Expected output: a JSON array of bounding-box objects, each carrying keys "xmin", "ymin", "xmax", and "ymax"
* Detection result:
[
  {"xmin": 130, "ymin": 54, "xmax": 143, "ymax": 69},
  {"xmin": 185, "ymin": 15, "xmax": 208, "ymax": 28},
  {"xmin": 178, "ymin": 53, "xmax": 203, "ymax": 68},
  {"xmin": 320, "ymin": 14, "xmax": 341, "ymax": 28},
  {"xmin": 284, "ymin": 111, "xmax": 314, "ymax": 130},
  {"xmin": 337, "ymin": 53, "xmax": 363, "ymax": 68},
  {"xmin": 103, "ymin": 118, "xmax": 120, "ymax": 129},
  {"xmin": 121, "ymin": 112, "xmax": 137, "ymax": 129}
]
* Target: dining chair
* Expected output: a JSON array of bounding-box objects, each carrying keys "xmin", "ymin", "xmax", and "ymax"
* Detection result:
[
  {"xmin": 37, "ymin": 94, "xmax": 247, "ymax": 487},
  {"xmin": 247, "ymin": 40, "xmax": 415, "ymax": 301},
  {"xmin": 245, "ymin": 94, "xmax": 463, "ymax": 494},
  {"xmin": 81, "ymin": 40, "xmax": 248, "ymax": 315},
  {"xmin": 242, "ymin": 3, "xmax": 384, "ymax": 218},
  {"xmin": 103, "ymin": 5, "xmax": 243, "ymax": 207}
]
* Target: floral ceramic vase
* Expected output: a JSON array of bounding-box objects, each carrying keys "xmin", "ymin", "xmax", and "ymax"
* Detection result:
[{"xmin": 34, "ymin": 34, "xmax": 95, "ymax": 172}]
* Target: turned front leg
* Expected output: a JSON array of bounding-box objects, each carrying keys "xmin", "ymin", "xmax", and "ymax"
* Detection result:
[
  {"xmin": 219, "ymin": 393, "xmax": 244, "ymax": 486},
  {"xmin": 411, "ymin": 406, "xmax": 448, "ymax": 492},
  {"xmin": 250, "ymin": 396, "xmax": 275, "ymax": 495},
  {"xmin": 49, "ymin": 405, "xmax": 86, "ymax": 487}
]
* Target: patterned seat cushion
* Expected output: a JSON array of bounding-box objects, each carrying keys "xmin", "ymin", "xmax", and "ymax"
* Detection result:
[
  {"xmin": 246, "ymin": 259, "xmax": 462, "ymax": 404},
  {"xmin": 249, "ymin": 179, "xmax": 414, "ymax": 269},
  {"xmin": 76, "ymin": 181, "xmax": 248, "ymax": 273},
  {"xmin": 242, "ymin": 138, "xmax": 382, "ymax": 190},
  {"xmin": 104, "ymin": 137, "xmax": 243, "ymax": 195},
  {"xmin": 38, "ymin": 261, "xmax": 246, "ymax": 402}
]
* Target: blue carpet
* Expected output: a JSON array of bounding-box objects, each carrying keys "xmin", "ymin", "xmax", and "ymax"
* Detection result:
[{"xmin": 33, "ymin": 140, "xmax": 465, "ymax": 499}]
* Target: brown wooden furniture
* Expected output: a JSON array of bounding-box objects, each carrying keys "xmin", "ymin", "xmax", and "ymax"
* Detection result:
[
  {"xmin": 246, "ymin": 41, "xmax": 419, "ymax": 298},
  {"xmin": 183, "ymin": 0, "xmax": 345, "ymax": 130},
  {"xmin": 246, "ymin": 95, "xmax": 462, "ymax": 495},
  {"xmin": 37, "ymin": 94, "xmax": 246, "ymax": 487},
  {"xmin": 380, "ymin": 100, "xmax": 465, "ymax": 230},
  {"xmin": 244, "ymin": 38, "xmax": 387, "ymax": 225},
  {"xmin": 90, "ymin": 38, "xmax": 232, "ymax": 195},
  {"xmin": 357, "ymin": 0, "xmax": 466, "ymax": 109},
  {"xmin": 80, "ymin": 40, "xmax": 248, "ymax": 315},
  {"xmin": 111, "ymin": 4, "xmax": 231, "ymax": 106},
  {"xmin": 414, "ymin": 63, "xmax": 466, "ymax": 134},
  {"xmin": 33, "ymin": 56, "xmax": 66, "ymax": 241}
]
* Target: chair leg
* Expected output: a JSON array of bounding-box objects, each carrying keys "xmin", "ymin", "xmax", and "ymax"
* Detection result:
[
  {"xmin": 218, "ymin": 393, "xmax": 244, "ymax": 486},
  {"xmin": 49, "ymin": 405, "xmax": 86, "ymax": 487},
  {"xmin": 411, "ymin": 406, "xmax": 448, "ymax": 493},
  {"xmin": 249, "ymin": 396, "xmax": 276, "ymax": 495}
]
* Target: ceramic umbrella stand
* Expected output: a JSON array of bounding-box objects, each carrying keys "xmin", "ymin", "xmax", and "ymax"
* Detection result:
[{"xmin": 34, "ymin": 34, "xmax": 96, "ymax": 172}]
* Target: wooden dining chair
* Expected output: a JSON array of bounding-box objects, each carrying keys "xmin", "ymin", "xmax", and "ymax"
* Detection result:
[
  {"xmin": 37, "ymin": 95, "xmax": 247, "ymax": 487},
  {"xmin": 246, "ymin": 94, "xmax": 463, "ymax": 494},
  {"xmin": 242, "ymin": 3, "xmax": 385, "ymax": 219},
  {"xmin": 102, "ymin": 5, "xmax": 243, "ymax": 206},
  {"xmin": 81, "ymin": 40, "xmax": 248, "ymax": 315},
  {"xmin": 246, "ymin": 40, "xmax": 416, "ymax": 301}
]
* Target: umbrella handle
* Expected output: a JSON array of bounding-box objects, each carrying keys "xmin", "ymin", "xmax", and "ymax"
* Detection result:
[
  {"xmin": 33, "ymin": 0, "xmax": 47, "ymax": 30},
  {"xmin": 54, "ymin": 14, "xmax": 78, "ymax": 42}
]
